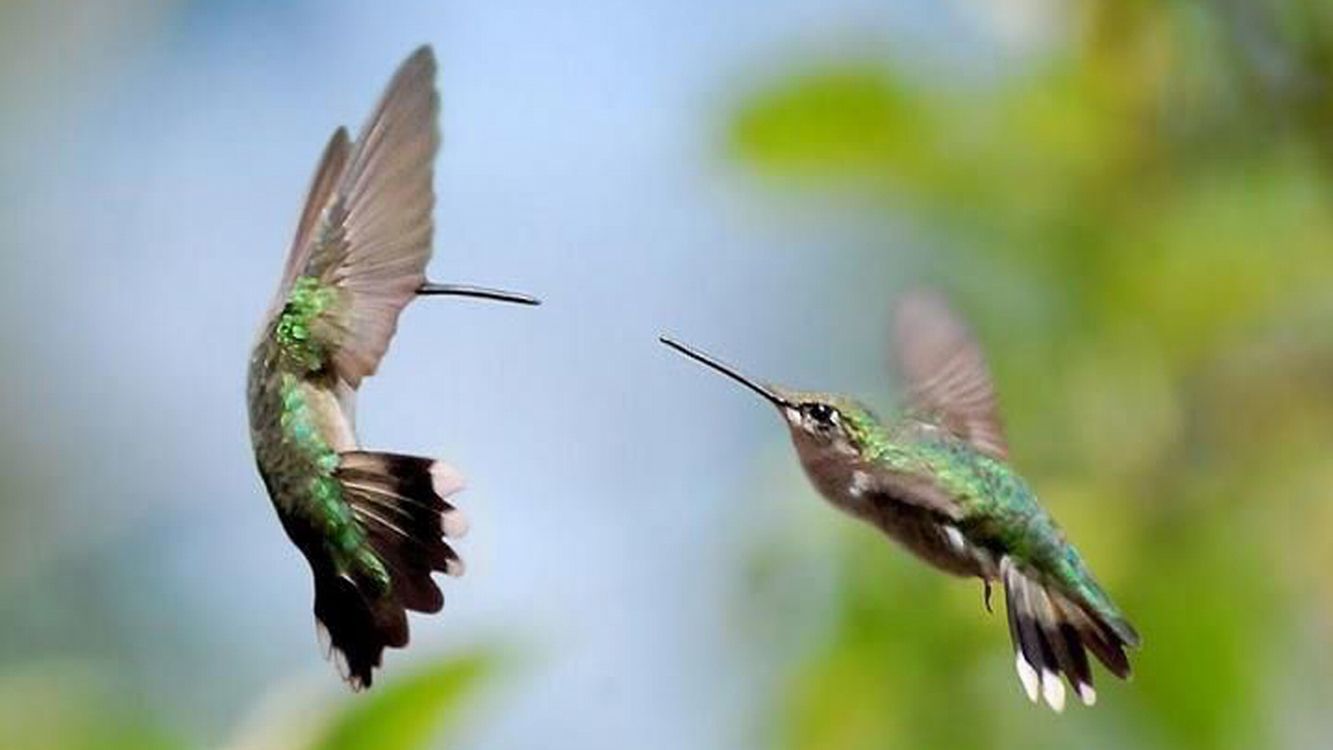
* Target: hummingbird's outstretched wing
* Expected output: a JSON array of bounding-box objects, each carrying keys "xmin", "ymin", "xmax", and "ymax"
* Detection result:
[
  {"xmin": 267, "ymin": 127, "xmax": 351, "ymax": 318},
  {"xmin": 891, "ymin": 290, "xmax": 1008, "ymax": 460},
  {"xmin": 267, "ymin": 45, "xmax": 441, "ymax": 388}
]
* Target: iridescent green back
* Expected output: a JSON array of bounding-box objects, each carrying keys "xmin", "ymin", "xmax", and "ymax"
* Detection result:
[{"xmin": 835, "ymin": 397, "xmax": 1126, "ymax": 625}]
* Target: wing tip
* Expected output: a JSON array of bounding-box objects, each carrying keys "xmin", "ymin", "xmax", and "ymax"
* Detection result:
[
  {"xmin": 893, "ymin": 287, "xmax": 958, "ymax": 334},
  {"xmin": 331, "ymin": 125, "xmax": 351, "ymax": 148},
  {"xmin": 393, "ymin": 44, "xmax": 438, "ymax": 95},
  {"xmin": 895, "ymin": 286, "xmax": 948, "ymax": 311},
  {"xmin": 406, "ymin": 44, "xmax": 435, "ymax": 68}
]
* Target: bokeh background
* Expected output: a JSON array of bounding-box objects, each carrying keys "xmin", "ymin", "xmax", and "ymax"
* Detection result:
[{"xmin": 2, "ymin": 1, "xmax": 1332, "ymax": 748}]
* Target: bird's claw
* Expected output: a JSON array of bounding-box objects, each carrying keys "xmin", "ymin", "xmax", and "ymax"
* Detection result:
[{"xmin": 983, "ymin": 579, "xmax": 994, "ymax": 613}]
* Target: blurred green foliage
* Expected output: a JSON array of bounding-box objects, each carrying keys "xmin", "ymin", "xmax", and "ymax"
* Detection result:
[
  {"xmin": 312, "ymin": 653, "xmax": 493, "ymax": 750},
  {"xmin": 732, "ymin": 2, "xmax": 1333, "ymax": 749},
  {"xmin": 0, "ymin": 653, "xmax": 491, "ymax": 750},
  {"xmin": 0, "ymin": 664, "xmax": 185, "ymax": 750}
]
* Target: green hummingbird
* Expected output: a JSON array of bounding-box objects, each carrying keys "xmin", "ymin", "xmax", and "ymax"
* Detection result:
[
  {"xmin": 247, "ymin": 46, "xmax": 538, "ymax": 690},
  {"xmin": 660, "ymin": 291, "xmax": 1140, "ymax": 711}
]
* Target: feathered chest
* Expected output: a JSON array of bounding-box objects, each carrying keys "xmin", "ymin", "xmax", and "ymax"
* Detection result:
[{"xmin": 247, "ymin": 336, "xmax": 356, "ymax": 509}]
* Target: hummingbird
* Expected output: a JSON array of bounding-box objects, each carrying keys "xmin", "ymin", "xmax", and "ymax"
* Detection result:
[
  {"xmin": 247, "ymin": 46, "xmax": 538, "ymax": 690},
  {"xmin": 659, "ymin": 291, "xmax": 1140, "ymax": 711}
]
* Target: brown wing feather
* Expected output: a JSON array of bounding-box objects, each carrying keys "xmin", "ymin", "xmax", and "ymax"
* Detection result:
[
  {"xmin": 263, "ymin": 127, "xmax": 351, "ymax": 325},
  {"xmin": 861, "ymin": 488, "xmax": 973, "ymax": 574},
  {"xmin": 892, "ymin": 290, "xmax": 1008, "ymax": 460},
  {"xmin": 291, "ymin": 46, "xmax": 441, "ymax": 387},
  {"xmin": 871, "ymin": 467, "xmax": 965, "ymax": 520},
  {"xmin": 287, "ymin": 128, "xmax": 351, "ymax": 291}
]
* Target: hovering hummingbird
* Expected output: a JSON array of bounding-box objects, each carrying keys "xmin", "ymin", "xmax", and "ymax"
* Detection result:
[
  {"xmin": 660, "ymin": 292, "xmax": 1140, "ymax": 711},
  {"xmin": 247, "ymin": 46, "xmax": 538, "ymax": 690}
]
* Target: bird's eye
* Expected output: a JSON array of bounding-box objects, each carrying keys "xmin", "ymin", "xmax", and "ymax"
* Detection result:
[{"xmin": 805, "ymin": 403, "xmax": 838, "ymax": 428}]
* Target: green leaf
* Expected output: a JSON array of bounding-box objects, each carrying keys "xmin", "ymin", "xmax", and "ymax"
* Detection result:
[
  {"xmin": 731, "ymin": 66, "xmax": 939, "ymax": 182},
  {"xmin": 312, "ymin": 652, "xmax": 494, "ymax": 750}
]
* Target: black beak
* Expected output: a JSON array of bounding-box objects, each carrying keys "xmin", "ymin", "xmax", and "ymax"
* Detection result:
[
  {"xmin": 659, "ymin": 335, "xmax": 791, "ymax": 409},
  {"xmin": 418, "ymin": 282, "xmax": 541, "ymax": 305}
]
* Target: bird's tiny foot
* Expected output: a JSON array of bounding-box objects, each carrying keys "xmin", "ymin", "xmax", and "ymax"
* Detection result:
[{"xmin": 983, "ymin": 579, "xmax": 993, "ymax": 613}]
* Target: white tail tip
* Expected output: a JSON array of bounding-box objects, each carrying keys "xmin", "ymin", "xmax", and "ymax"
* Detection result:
[
  {"xmin": 315, "ymin": 621, "xmax": 333, "ymax": 659},
  {"xmin": 1015, "ymin": 652, "xmax": 1040, "ymax": 703},
  {"xmin": 1041, "ymin": 669, "xmax": 1066, "ymax": 712},
  {"xmin": 441, "ymin": 509, "xmax": 470, "ymax": 539},
  {"xmin": 445, "ymin": 556, "xmax": 466, "ymax": 577},
  {"xmin": 430, "ymin": 461, "xmax": 466, "ymax": 498},
  {"xmin": 1078, "ymin": 683, "xmax": 1097, "ymax": 706}
]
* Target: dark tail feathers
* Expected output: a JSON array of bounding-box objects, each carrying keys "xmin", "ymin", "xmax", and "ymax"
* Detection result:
[
  {"xmin": 313, "ymin": 450, "xmax": 467, "ymax": 690},
  {"xmin": 1000, "ymin": 557, "xmax": 1140, "ymax": 711}
]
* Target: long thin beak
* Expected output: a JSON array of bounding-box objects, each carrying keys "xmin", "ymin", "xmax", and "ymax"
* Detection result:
[
  {"xmin": 659, "ymin": 335, "xmax": 791, "ymax": 409},
  {"xmin": 418, "ymin": 282, "xmax": 541, "ymax": 306}
]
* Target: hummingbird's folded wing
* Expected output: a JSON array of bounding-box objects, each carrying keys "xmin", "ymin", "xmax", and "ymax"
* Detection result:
[
  {"xmin": 864, "ymin": 466, "xmax": 966, "ymax": 520},
  {"xmin": 266, "ymin": 46, "xmax": 441, "ymax": 388},
  {"xmin": 891, "ymin": 290, "xmax": 1009, "ymax": 460}
]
